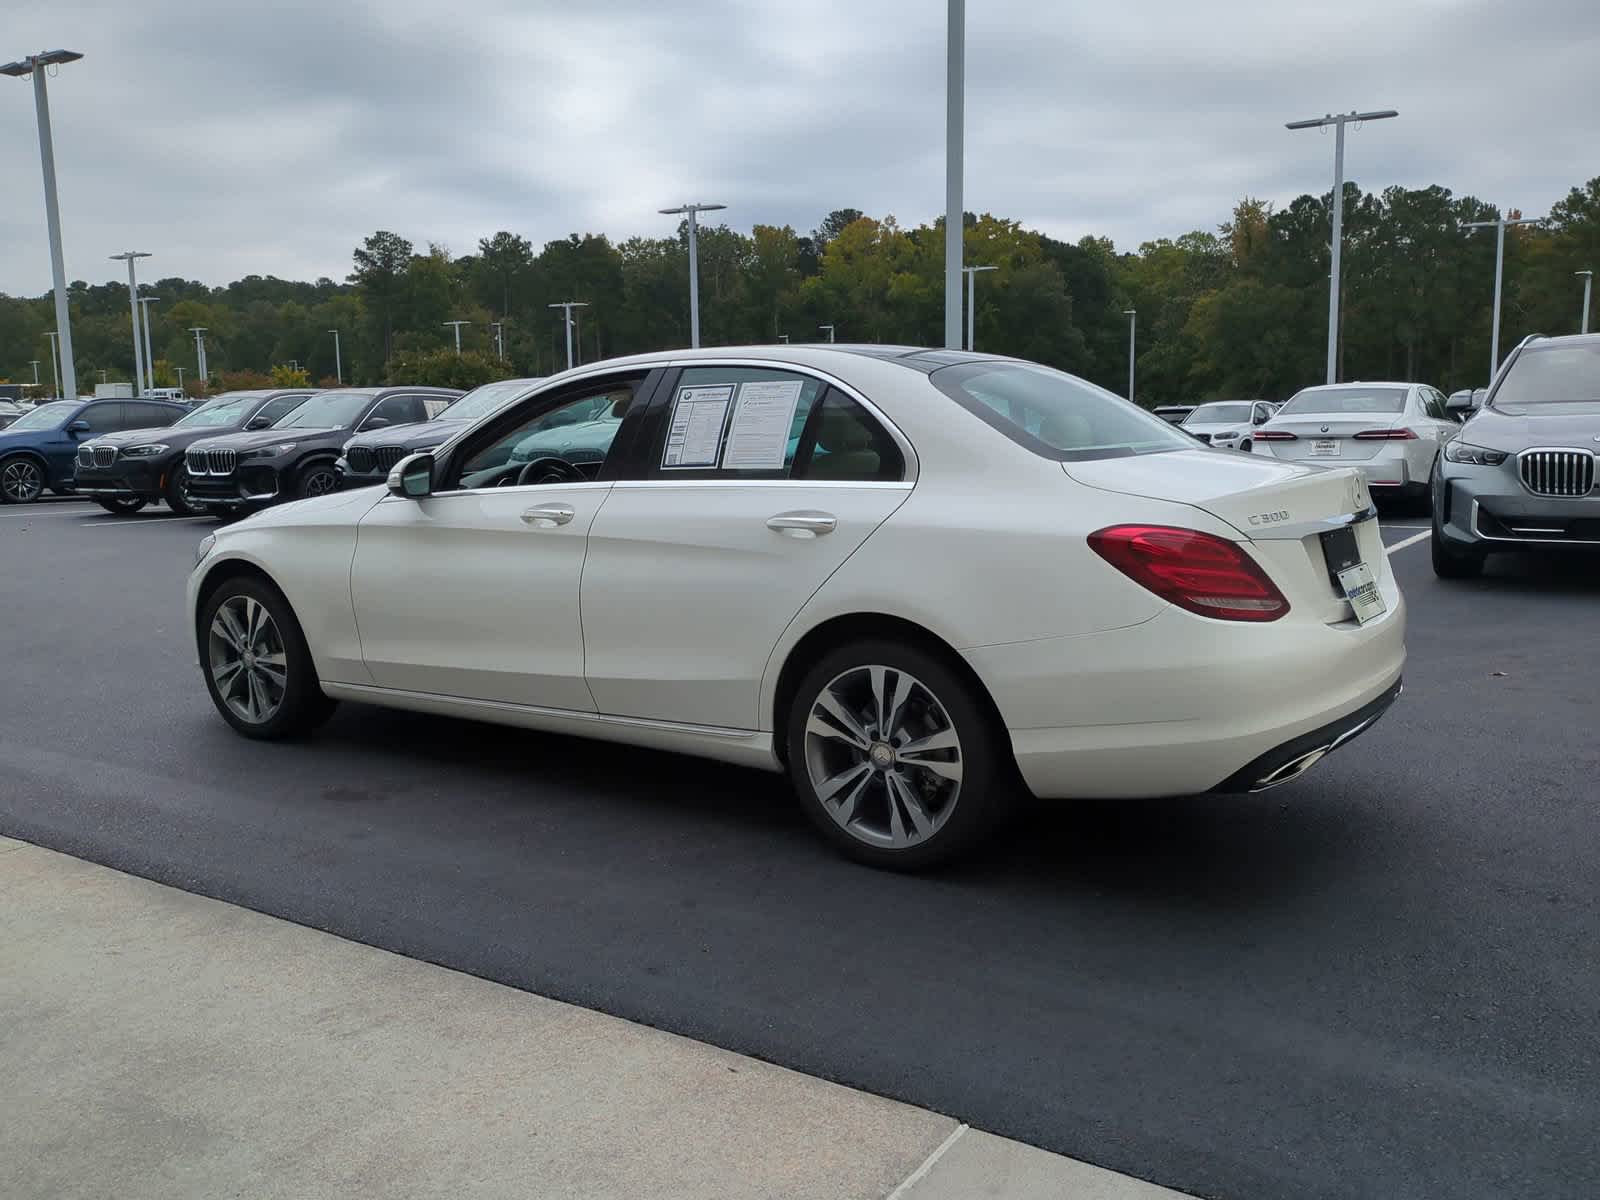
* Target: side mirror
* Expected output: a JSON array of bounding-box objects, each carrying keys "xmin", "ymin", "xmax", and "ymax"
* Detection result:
[
  {"xmin": 245, "ymin": 416, "xmax": 273, "ymax": 430},
  {"xmin": 1252, "ymin": 412, "xmax": 1268, "ymax": 426},
  {"xmin": 68, "ymin": 419, "xmax": 91, "ymax": 435},
  {"xmin": 388, "ymin": 451, "xmax": 435, "ymax": 499},
  {"xmin": 1445, "ymin": 398, "xmax": 1475, "ymax": 421},
  {"xmin": 364, "ymin": 417, "xmax": 391, "ymax": 430}
]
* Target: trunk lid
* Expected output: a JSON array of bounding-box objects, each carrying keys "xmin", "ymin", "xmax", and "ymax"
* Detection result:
[
  {"xmin": 1256, "ymin": 412, "xmax": 1403, "ymax": 463},
  {"xmin": 1064, "ymin": 450, "xmax": 1387, "ymax": 624}
]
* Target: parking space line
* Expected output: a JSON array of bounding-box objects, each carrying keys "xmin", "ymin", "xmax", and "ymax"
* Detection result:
[
  {"xmin": 78, "ymin": 515, "xmax": 215, "ymax": 526},
  {"xmin": 1385, "ymin": 530, "xmax": 1430, "ymax": 555}
]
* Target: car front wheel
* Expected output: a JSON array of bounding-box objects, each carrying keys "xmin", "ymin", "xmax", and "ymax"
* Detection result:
[
  {"xmin": 1431, "ymin": 524, "xmax": 1485, "ymax": 579},
  {"xmin": 786, "ymin": 639, "xmax": 1011, "ymax": 869},
  {"xmin": 199, "ymin": 576, "xmax": 336, "ymax": 739},
  {"xmin": 165, "ymin": 467, "xmax": 196, "ymax": 514},
  {"xmin": 295, "ymin": 462, "xmax": 339, "ymax": 499},
  {"xmin": 0, "ymin": 456, "xmax": 45, "ymax": 504}
]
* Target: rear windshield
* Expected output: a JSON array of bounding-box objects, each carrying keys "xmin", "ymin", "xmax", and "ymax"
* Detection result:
[
  {"xmin": 929, "ymin": 362, "xmax": 1193, "ymax": 461},
  {"xmin": 1277, "ymin": 386, "xmax": 1407, "ymax": 415},
  {"xmin": 1183, "ymin": 403, "xmax": 1254, "ymax": 425},
  {"xmin": 1492, "ymin": 342, "xmax": 1600, "ymax": 408}
]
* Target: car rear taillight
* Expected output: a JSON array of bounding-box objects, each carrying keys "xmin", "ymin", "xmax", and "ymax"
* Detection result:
[
  {"xmin": 1352, "ymin": 428, "xmax": 1417, "ymax": 440},
  {"xmin": 1088, "ymin": 525, "xmax": 1290, "ymax": 623},
  {"xmin": 1254, "ymin": 430, "xmax": 1297, "ymax": 441}
]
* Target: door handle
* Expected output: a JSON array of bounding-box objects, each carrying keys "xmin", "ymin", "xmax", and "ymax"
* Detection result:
[
  {"xmin": 766, "ymin": 511, "xmax": 836, "ymax": 538},
  {"xmin": 521, "ymin": 503, "xmax": 575, "ymax": 528}
]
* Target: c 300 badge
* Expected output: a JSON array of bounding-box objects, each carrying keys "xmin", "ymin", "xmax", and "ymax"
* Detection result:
[{"xmin": 1248, "ymin": 510, "xmax": 1291, "ymax": 526}]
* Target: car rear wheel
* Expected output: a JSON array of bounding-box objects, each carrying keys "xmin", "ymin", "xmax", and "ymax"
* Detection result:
[
  {"xmin": 199, "ymin": 576, "xmax": 336, "ymax": 740},
  {"xmin": 0, "ymin": 456, "xmax": 45, "ymax": 504},
  {"xmin": 94, "ymin": 497, "xmax": 147, "ymax": 514},
  {"xmin": 295, "ymin": 462, "xmax": 338, "ymax": 499},
  {"xmin": 786, "ymin": 639, "xmax": 1011, "ymax": 870}
]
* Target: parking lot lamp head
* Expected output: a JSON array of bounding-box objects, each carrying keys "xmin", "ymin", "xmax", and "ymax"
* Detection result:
[
  {"xmin": 5, "ymin": 49, "xmax": 85, "ymax": 399},
  {"xmin": 659, "ymin": 203, "xmax": 726, "ymax": 349},
  {"xmin": 1286, "ymin": 109, "xmax": 1398, "ymax": 385}
]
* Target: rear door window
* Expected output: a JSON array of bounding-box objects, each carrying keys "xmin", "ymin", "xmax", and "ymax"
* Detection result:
[{"xmin": 644, "ymin": 367, "xmax": 827, "ymax": 479}]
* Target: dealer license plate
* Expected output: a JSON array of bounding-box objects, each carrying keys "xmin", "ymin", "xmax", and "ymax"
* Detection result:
[
  {"xmin": 1337, "ymin": 562, "xmax": 1386, "ymax": 624},
  {"xmin": 1310, "ymin": 439, "xmax": 1341, "ymax": 457}
]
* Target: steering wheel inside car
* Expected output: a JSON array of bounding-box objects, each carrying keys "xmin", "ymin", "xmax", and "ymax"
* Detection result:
[{"xmin": 515, "ymin": 458, "xmax": 582, "ymax": 487}]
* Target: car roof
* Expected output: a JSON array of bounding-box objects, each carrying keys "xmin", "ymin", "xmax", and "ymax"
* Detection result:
[
  {"xmin": 1293, "ymin": 381, "xmax": 1417, "ymax": 391},
  {"xmin": 1524, "ymin": 332, "xmax": 1600, "ymax": 350}
]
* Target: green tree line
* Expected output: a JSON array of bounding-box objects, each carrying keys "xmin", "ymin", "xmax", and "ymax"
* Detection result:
[{"xmin": 3, "ymin": 175, "xmax": 1596, "ymax": 405}]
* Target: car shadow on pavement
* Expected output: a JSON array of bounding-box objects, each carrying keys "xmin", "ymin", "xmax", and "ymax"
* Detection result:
[{"xmin": 309, "ymin": 702, "xmax": 1357, "ymax": 914}]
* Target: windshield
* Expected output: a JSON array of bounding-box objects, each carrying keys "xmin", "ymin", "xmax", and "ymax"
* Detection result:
[
  {"xmin": 445, "ymin": 379, "xmax": 539, "ymax": 422},
  {"xmin": 274, "ymin": 390, "xmax": 371, "ymax": 429},
  {"xmin": 1492, "ymin": 342, "xmax": 1600, "ymax": 408},
  {"xmin": 174, "ymin": 394, "xmax": 260, "ymax": 429},
  {"xmin": 930, "ymin": 362, "xmax": 1194, "ymax": 461},
  {"xmin": 6, "ymin": 401, "xmax": 76, "ymax": 432},
  {"xmin": 1277, "ymin": 386, "xmax": 1407, "ymax": 415},
  {"xmin": 1183, "ymin": 403, "xmax": 1254, "ymax": 425}
]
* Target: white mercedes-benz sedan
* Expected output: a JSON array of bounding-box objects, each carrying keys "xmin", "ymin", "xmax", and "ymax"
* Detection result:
[{"xmin": 187, "ymin": 346, "xmax": 1405, "ymax": 868}]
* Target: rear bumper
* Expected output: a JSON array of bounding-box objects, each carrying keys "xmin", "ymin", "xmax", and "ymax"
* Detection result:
[
  {"xmin": 965, "ymin": 589, "xmax": 1406, "ymax": 799},
  {"xmin": 1259, "ymin": 444, "xmax": 1417, "ymax": 488},
  {"xmin": 1209, "ymin": 677, "xmax": 1401, "ymax": 793}
]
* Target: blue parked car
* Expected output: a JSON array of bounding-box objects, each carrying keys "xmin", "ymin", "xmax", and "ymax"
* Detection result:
[{"xmin": 0, "ymin": 397, "xmax": 189, "ymax": 505}]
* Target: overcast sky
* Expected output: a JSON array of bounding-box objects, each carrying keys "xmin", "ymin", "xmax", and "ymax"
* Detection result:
[{"xmin": 3, "ymin": 0, "xmax": 1595, "ymax": 295}]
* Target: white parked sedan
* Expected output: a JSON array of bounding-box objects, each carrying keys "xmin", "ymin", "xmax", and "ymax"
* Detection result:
[
  {"xmin": 187, "ymin": 347, "xmax": 1405, "ymax": 868},
  {"xmin": 1252, "ymin": 382, "xmax": 1459, "ymax": 501}
]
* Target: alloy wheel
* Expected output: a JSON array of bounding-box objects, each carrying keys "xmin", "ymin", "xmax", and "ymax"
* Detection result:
[
  {"xmin": 803, "ymin": 665, "xmax": 963, "ymax": 849},
  {"xmin": 302, "ymin": 468, "xmax": 337, "ymax": 497},
  {"xmin": 2, "ymin": 459, "xmax": 43, "ymax": 503},
  {"xmin": 208, "ymin": 595, "xmax": 288, "ymax": 724}
]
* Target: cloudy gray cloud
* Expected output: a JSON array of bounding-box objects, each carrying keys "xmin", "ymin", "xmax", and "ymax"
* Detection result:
[{"xmin": 3, "ymin": 0, "xmax": 1596, "ymax": 294}]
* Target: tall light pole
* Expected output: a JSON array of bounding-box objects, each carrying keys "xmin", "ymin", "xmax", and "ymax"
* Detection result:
[
  {"xmin": 962, "ymin": 264, "xmax": 996, "ymax": 350},
  {"xmin": 945, "ymin": 0, "xmax": 964, "ymax": 350},
  {"xmin": 1462, "ymin": 213, "xmax": 1542, "ymax": 379},
  {"xmin": 110, "ymin": 252, "xmax": 151, "ymax": 397},
  {"xmin": 189, "ymin": 326, "xmax": 208, "ymax": 383},
  {"xmin": 3, "ymin": 49, "xmax": 83, "ymax": 400},
  {"xmin": 1577, "ymin": 270, "xmax": 1593, "ymax": 335},
  {"xmin": 137, "ymin": 295, "xmax": 159, "ymax": 391},
  {"xmin": 1286, "ymin": 109, "xmax": 1398, "ymax": 385},
  {"xmin": 659, "ymin": 202, "xmax": 726, "ymax": 348},
  {"xmin": 328, "ymin": 329, "xmax": 342, "ymax": 384},
  {"xmin": 176, "ymin": 366, "xmax": 186, "ymax": 393},
  {"xmin": 29, "ymin": 361, "xmax": 40, "ymax": 385},
  {"xmin": 443, "ymin": 320, "xmax": 470, "ymax": 355},
  {"xmin": 548, "ymin": 302, "xmax": 587, "ymax": 371},
  {"xmin": 1122, "ymin": 309, "xmax": 1138, "ymax": 403},
  {"xmin": 45, "ymin": 333, "xmax": 61, "ymax": 398},
  {"xmin": 490, "ymin": 321, "xmax": 504, "ymax": 360},
  {"xmin": 819, "ymin": 324, "xmax": 835, "ymax": 343}
]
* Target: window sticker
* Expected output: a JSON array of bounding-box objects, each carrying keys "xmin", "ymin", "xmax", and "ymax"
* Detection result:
[
  {"xmin": 662, "ymin": 384, "xmax": 734, "ymax": 468},
  {"xmin": 721, "ymin": 379, "xmax": 805, "ymax": 470}
]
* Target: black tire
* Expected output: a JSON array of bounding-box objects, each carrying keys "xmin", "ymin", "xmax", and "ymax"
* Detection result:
[
  {"xmin": 294, "ymin": 461, "xmax": 339, "ymax": 500},
  {"xmin": 94, "ymin": 496, "xmax": 147, "ymax": 515},
  {"xmin": 0, "ymin": 455, "xmax": 46, "ymax": 504},
  {"xmin": 165, "ymin": 466, "xmax": 196, "ymax": 515},
  {"xmin": 785, "ymin": 638, "xmax": 1013, "ymax": 870},
  {"xmin": 198, "ymin": 575, "xmax": 336, "ymax": 740}
]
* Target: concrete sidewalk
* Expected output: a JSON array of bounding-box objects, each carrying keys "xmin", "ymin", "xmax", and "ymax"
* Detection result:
[{"xmin": 0, "ymin": 836, "xmax": 1193, "ymax": 1200}]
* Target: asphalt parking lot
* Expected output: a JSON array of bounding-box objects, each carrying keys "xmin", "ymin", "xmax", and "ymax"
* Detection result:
[{"xmin": 3, "ymin": 497, "xmax": 1597, "ymax": 1200}]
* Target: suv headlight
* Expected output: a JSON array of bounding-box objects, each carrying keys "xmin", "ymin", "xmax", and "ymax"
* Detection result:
[
  {"xmin": 121, "ymin": 443, "xmax": 169, "ymax": 457},
  {"xmin": 1444, "ymin": 441, "xmax": 1507, "ymax": 466}
]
